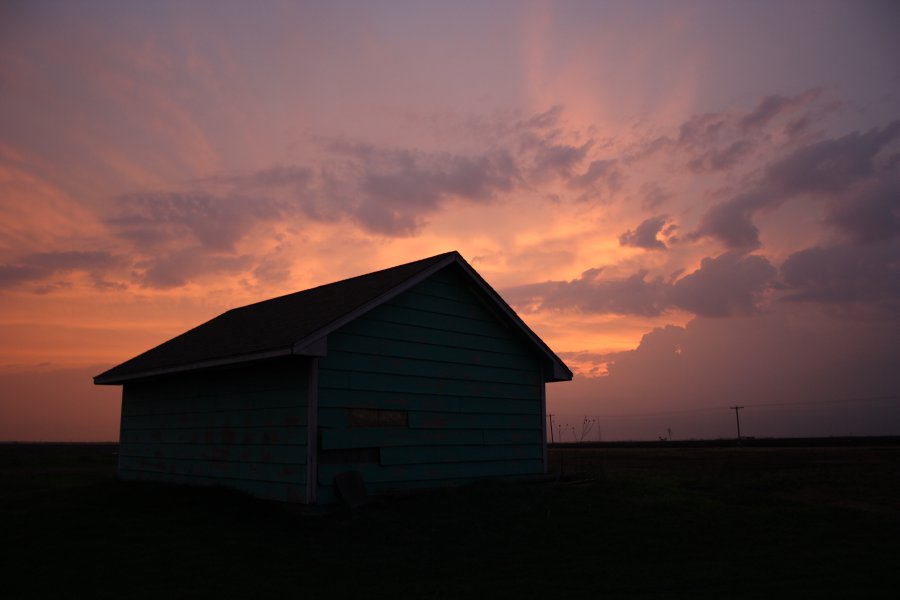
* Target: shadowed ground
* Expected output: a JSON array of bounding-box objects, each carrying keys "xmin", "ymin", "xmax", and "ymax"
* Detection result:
[{"xmin": 2, "ymin": 442, "xmax": 898, "ymax": 598}]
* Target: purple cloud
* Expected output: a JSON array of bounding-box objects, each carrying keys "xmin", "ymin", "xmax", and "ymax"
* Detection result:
[
  {"xmin": 780, "ymin": 240, "xmax": 900, "ymax": 307},
  {"xmin": 204, "ymin": 166, "xmax": 313, "ymax": 191},
  {"xmin": 0, "ymin": 251, "xmax": 123, "ymax": 289},
  {"xmin": 739, "ymin": 89, "xmax": 822, "ymax": 131},
  {"xmin": 690, "ymin": 191, "xmax": 767, "ymax": 249},
  {"xmin": 619, "ymin": 215, "xmax": 669, "ymax": 250},
  {"xmin": 136, "ymin": 249, "xmax": 255, "ymax": 289},
  {"xmin": 505, "ymin": 267, "xmax": 669, "ymax": 317},
  {"xmin": 687, "ymin": 139, "xmax": 755, "ymax": 172},
  {"xmin": 764, "ymin": 121, "xmax": 900, "ymax": 196},
  {"xmin": 529, "ymin": 141, "xmax": 592, "ymax": 180},
  {"xmin": 690, "ymin": 120, "xmax": 900, "ymax": 249},
  {"xmin": 506, "ymin": 251, "xmax": 777, "ymax": 318},
  {"xmin": 568, "ymin": 159, "xmax": 620, "ymax": 190},
  {"xmin": 669, "ymin": 251, "xmax": 777, "ymax": 317},
  {"xmin": 825, "ymin": 175, "xmax": 900, "ymax": 244},
  {"xmin": 107, "ymin": 192, "xmax": 284, "ymax": 252}
]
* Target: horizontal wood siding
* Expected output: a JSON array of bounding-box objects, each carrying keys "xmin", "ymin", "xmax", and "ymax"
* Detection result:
[
  {"xmin": 118, "ymin": 357, "xmax": 309, "ymax": 503},
  {"xmin": 318, "ymin": 266, "xmax": 545, "ymax": 501}
]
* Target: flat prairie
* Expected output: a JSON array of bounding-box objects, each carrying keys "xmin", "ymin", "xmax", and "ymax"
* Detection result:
[{"xmin": 2, "ymin": 442, "xmax": 898, "ymax": 599}]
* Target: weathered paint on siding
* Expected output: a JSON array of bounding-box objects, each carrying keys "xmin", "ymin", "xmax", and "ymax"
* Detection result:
[
  {"xmin": 317, "ymin": 266, "xmax": 546, "ymax": 501},
  {"xmin": 118, "ymin": 357, "xmax": 309, "ymax": 503}
]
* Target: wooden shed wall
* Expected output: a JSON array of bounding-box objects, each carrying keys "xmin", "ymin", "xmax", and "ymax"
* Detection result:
[
  {"xmin": 117, "ymin": 358, "xmax": 309, "ymax": 502},
  {"xmin": 317, "ymin": 267, "xmax": 545, "ymax": 504}
]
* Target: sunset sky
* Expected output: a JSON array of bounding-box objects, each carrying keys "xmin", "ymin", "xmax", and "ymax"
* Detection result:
[{"xmin": 2, "ymin": 0, "xmax": 899, "ymax": 441}]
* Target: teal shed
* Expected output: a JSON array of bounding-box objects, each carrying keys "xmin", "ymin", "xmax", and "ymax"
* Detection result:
[{"xmin": 95, "ymin": 252, "xmax": 572, "ymax": 504}]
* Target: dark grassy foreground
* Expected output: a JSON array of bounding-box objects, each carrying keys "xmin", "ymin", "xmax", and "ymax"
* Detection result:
[{"xmin": 2, "ymin": 443, "xmax": 899, "ymax": 599}]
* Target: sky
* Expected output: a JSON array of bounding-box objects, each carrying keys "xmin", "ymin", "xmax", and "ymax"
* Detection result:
[{"xmin": 1, "ymin": 0, "xmax": 899, "ymax": 441}]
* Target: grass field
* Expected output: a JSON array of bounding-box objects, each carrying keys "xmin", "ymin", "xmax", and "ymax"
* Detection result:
[{"xmin": 2, "ymin": 442, "xmax": 899, "ymax": 598}]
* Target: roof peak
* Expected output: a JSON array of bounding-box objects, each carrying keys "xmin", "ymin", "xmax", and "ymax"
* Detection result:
[
  {"xmin": 226, "ymin": 251, "xmax": 460, "ymax": 315},
  {"xmin": 94, "ymin": 250, "xmax": 571, "ymax": 385}
]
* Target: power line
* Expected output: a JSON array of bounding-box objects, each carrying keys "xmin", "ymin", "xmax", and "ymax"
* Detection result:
[{"xmin": 572, "ymin": 394, "xmax": 900, "ymax": 420}]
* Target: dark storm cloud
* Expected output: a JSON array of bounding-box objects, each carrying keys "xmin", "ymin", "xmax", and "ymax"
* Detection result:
[
  {"xmin": 690, "ymin": 121, "xmax": 900, "ymax": 249},
  {"xmin": 619, "ymin": 215, "xmax": 669, "ymax": 250},
  {"xmin": 0, "ymin": 251, "xmax": 123, "ymax": 289},
  {"xmin": 669, "ymin": 251, "xmax": 777, "ymax": 317},
  {"xmin": 690, "ymin": 191, "xmax": 766, "ymax": 249},
  {"xmin": 558, "ymin": 313, "xmax": 900, "ymax": 440},
  {"xmin": 107, "ymin": 192, "xmax": 284, "ymax": 252},
  {"xmin": 505, "ymin": 251, "xmax": 777, "ymax": 318},
  {"xmin": 780, "ymin": 239, "xmax": 900, "ymax": 307},
  {"xmin": 825, "ymin": 175, "xmax": 900, "ymax": 244}
]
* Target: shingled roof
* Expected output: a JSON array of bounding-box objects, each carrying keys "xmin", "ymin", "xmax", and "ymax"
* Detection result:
[{"xmin": 94, "ymin": 251, "xmax": 572, "ymax": 385}]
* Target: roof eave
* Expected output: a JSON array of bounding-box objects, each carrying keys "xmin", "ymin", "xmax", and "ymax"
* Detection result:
[{"xmin": 93, "ymin": 346, "xmax": 296, "ymax": 385}]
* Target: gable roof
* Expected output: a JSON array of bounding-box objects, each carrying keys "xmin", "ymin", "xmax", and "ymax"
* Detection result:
[{"xmin": 94, "ymin": 251, "xmax": 573, "ymax": 385}]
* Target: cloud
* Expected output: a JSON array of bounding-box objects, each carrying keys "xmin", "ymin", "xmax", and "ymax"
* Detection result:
[
  {"xmin": 506, "ymin": 251, "xmax": 776, "ymax": 318},
  {"xmin": 0, "ymin": 250, "xmax": 123, "ymax": 289},
  {"xmin": 136, "ymin": 248, "xmax": 255, "ymax": 289},
  {"xmin": 676, "ymin": 112, "xmax": 730, "ymax": 148},
  {"xmin": 529, "ymin": 141, "xmax": 592, "ymax": 180},
  {"xmin": 0, "ymin": 264, "xmax": 44, "ymax": 287},
  {"xmin": 524, "ymin": 105, "xmax": 564, "ymax": 130},
  {"xmin": 553, "ymin": 311, "xmax": 900, "ymax": 439},
  {"xmin": 355, "ymin": 149, "xmax": 520, "ymax": 234},
  {"xmin": 824, "ymin": 174, "xmax": 900, "ymax": 244},
  {"xmin": 158, "ymin": 107, "xmax": 615, "ymax": 239},
  {"xmin": 640, "ymin": 182, "xmax": 672, "ymax": 210},
  {"xmin": 687, "ymin": 139, "xmax": 755, "ymax": 172},
  {"xmin": 763, "ymin": 120, "xmax": 900, "ymax": 196},
  {"xmin": 638, "ymin": 88, "xmax": 829, "ymax": 175},
  {"xmin": 690, "ymin": 191, "xmax": 766, "ymax": 249},
  {"xmin": 106, "ymin": 191, "xmax": 284, "ymax": 252},
  {"xmin": 669, "ymin": 251, "xmax": 776, "ymax": 317},
  {"xmin": 780, "ymin": 239, "xmax": 900, "ymax": 308},
  {"xmin": 619, "ymin": 215, "xmax": 669, "ymax": 250},
  {"xmin": 88, "ymin": 106, "xmax": 586, "ymax": 288},
  {"xmin": 204, "ymin": 165, "xmax": 313, "ymax": 191},
  {"xmin": 505, "ymin": 267, "xmax": 669, "ymax": 317},
  {"xmin": 567, "ymin": 159, "xmax": 620, "ymax": 190},
  {"xmin": 690, "ymin": 120, "xmax": 900, "ymax": 249},
  {"xmin": 739, "ymin": 89, "xmax": 822, "ymax": 131}
]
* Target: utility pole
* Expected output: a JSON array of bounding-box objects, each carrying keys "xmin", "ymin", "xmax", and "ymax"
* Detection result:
[
  {"xmin": 730, "ymin": 406, "xmax": 744, "ymax": 444},
  {"xmin": 548, "ymin": 414, "xmax": 555, "ymax": 444}
]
